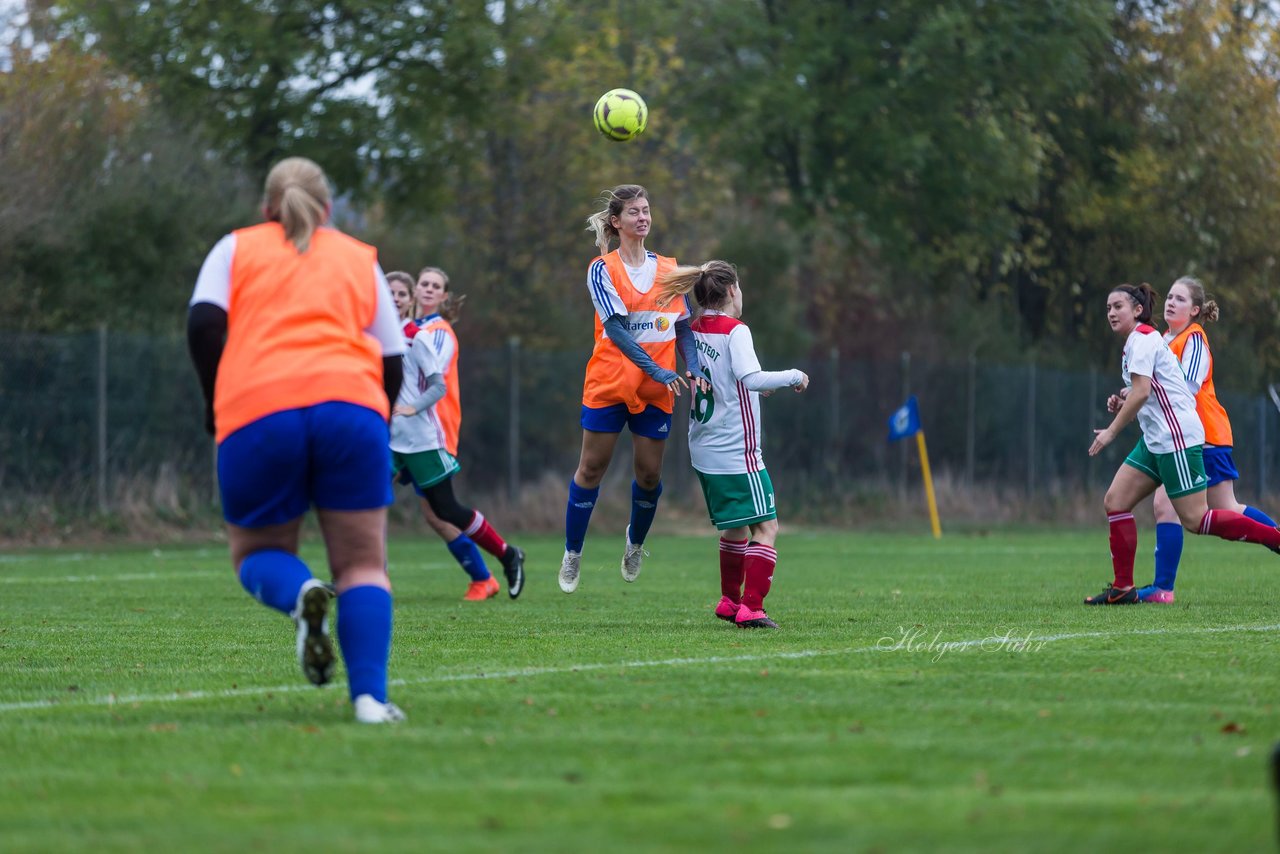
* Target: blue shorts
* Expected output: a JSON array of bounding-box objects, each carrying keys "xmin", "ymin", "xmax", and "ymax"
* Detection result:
[
  {"xmin": 218, "ymin": 401, "xmax": 393, "ymax": 527},
  {"xmin": 580, "ymin": 403, "xmax": 672, "ymax": 440},
  {"xmin": 1203, "ymin": 445, "xmax": 1240, "ymax": 488}
]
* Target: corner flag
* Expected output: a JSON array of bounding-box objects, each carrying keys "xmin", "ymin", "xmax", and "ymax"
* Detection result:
[{"xmin": 886, "ymin": 395, "xmax": 941, "ymax": 538}]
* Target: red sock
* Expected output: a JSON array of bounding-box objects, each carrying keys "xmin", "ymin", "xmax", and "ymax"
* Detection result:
[
  {"xmin": 718, "ymin": 537, "xmax": 748, "ymax": 603},
  {"xmin": 741, "ymin": 542, "xmax": 778, "ymax": 611},
  {"xmin": 1108, "ymin": 512, "xmax": 1137, "ymax": 589},
  {"xmin": 464, "ymin": 511, "xmax": 508, "ymax": 558},
  {"xmin": 1199, "ymin": 509, "xmax": 1280, "ymax": 548}
]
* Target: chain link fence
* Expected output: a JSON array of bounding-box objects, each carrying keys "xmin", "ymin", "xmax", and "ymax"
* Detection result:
[{"xmin": 4, "ymin": 329, "xmax": 1279, "ymax": 528}]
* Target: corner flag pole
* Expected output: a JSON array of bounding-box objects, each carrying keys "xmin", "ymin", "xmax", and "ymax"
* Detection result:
[{"xmin": 915, "ymin": 431, "xmax": 942, "ymax": 539}]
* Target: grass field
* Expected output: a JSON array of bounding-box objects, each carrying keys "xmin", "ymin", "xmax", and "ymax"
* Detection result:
[{"xmin": 2, "ymin": 529, "xmax": 1279, "ymax": 852}]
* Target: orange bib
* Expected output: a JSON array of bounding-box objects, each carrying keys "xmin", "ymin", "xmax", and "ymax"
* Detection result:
[
  {"xmin": 214, "ymin": 223, "xmax": 386, "ymax": 442},
  {"xmin": 581, "ymin": 251, "xmax": 681, "ymax": 414},
  {"xmin": 1168, "ymin": 323, "xmax": 1232, "ymax": 447}
]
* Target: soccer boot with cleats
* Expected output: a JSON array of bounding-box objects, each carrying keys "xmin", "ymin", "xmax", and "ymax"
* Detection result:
[
  {"xmin": 620, "ymin": 526, "xmax": 648, "ymax": 583},
  {"xmin": 558, "ymin": 550, "xmax": 582, "ymax": 593},
  {"xmin": 501, "ymin": 545, "xmax": 526, "ymax": 599},
  {"xmin": 1083, "ymin": 584, "xmax": 1139, "ymax": 605},
  {"xmin": 463, "ymin": 576, "xmax": 500, "ymax": 601},
  {"xmin": 293, "ymin": 579, "xmax": 336, "ymax": 686}
]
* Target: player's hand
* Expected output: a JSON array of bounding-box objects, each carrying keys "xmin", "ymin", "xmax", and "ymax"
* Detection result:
[
  {"xmin": 1088, "ymin": 427, "xmax": 1114, "ymax": 457},
  {"xmin": 792, "ymin": 371, "xmax": 810, "ymax": 392},
  {"xmin": 392, "ymin": 403, "xmax": 416, "ymax": 417},
  {"xmin": 666, "ymin": 374, "xmax": 690, "ymax": 396},
  {"xmin": 1106, "ymin": 394, "xmax": 1124, "ymax": 413},
  {"xmin": 687, "ymin": 371, "xmax": 710, "ymax": 394}
]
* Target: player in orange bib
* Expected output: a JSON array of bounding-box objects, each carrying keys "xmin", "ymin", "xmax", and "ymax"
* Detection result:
[
  {"xmin": 558, "ymin": 184, "xmax": 706, "ymax": 593},
  {"xmin": 401, "ymin": 265, "xmax": 525, "ymax": 600},
  {"xmin": 186, "ymin": 157, "xmax": 406, "ymax": 723},
  {"xmin": 1131, "ymin": 276, "xmax": 1278, "ymax": 603}
]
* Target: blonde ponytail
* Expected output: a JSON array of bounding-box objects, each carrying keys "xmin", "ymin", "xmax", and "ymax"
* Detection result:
[
  {"xmin": 658, "ymin": 260, "xmax": 737, "ymax": 315},
  {"xmin": 263, "ymin": 157, "xmax": 331, "ymax": 253}
]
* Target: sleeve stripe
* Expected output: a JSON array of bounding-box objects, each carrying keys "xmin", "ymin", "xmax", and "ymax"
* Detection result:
[
  {"xmin": 1183, "ymin": 332, "xmax": 1205, "ymax": 384},
  {"xmin": 590, "ymin": 259, "xmax": 624, "ymax": 317}
]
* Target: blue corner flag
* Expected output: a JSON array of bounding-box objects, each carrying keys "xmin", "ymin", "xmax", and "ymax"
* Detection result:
[{"xmin": 887, "ymin": 395, "xmax": 922, "ymax": 442}]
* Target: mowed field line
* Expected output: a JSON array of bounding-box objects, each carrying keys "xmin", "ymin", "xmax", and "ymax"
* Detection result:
[
  {"xmin": 0, "ymin": 562, "xmax": 451, "ymax": 584},
  {"xmin": 2, "ymin": 622, "xmax": 1278, "ymax": 715}
]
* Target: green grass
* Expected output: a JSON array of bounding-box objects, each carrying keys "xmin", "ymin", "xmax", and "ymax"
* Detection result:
[{"xmin": 2, "ymin": 530, "xmax": 1279, "ymax": 852}]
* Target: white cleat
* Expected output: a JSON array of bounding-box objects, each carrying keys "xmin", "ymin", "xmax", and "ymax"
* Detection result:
[
  {"xmin": 354, "ymin": 694, "xmax": 407, "ymax": 724},
  {"xmin": 293, "ymin": 579, "xmax": 335, "ymax": 686},
  {"xmin": 558, "ymin": 549, "xmax": 582, "ymax": 593},
  {"xmin": 620, "ymin": 526, "xmax": 648, "ymax": 583}
]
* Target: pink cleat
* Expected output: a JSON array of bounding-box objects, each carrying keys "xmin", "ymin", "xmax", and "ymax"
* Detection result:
[
  {"xmin": 1137, "ymin": 585, "xmax": 1175, "ymax": 604},
  {"xmin": 714, "ymin": 596, "xmax": 739, "ymax": 622},
  {"xmin": 734, "ymin": 603, "xmax": 779, "ymax": 629}
]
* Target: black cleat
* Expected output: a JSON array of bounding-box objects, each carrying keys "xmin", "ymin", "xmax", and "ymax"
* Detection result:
[
  {"xmin": 501, "ymin": 545, "xmax": 525, "ymax": 600},
  {"xmin": 1083, "ymin": 584, "xmax": 1139, "ymax": 605},
  {"xmin": 294, "ymin": 581, "xmax": 336, "ymax": 685}
]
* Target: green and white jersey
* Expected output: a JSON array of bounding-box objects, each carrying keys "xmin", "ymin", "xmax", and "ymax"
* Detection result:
[
  {"xmin": 688, "ymin": 311, "xmax": 803, "ymax": 475},
  {"xmin": 389, "ymin": 334, "xmax": 447, "ymax": 454}
]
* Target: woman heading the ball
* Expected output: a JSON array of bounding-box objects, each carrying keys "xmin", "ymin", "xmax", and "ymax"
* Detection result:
[
  {"xmin": 187, "ymin": 157, "xmax": 407, "ymax": 723},
  {"xmin": 1109, "ymin": 277, "xmax": 1278, "ymax": 603},
  {"xmin": 1085, "ymin": 282, "xmax": 1280, "ymax": 605},
  {"xmin": 558, "ymin": 184, "xmax": 706, "ymax": 593},
  {"xmin": 656, "ymin": 261, "xmax": 809, "ymax": 628}
]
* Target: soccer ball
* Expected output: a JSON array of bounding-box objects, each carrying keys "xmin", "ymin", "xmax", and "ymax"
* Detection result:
[{"xmin": 593, "ymin": 89, "xmax": 648, "ymax": 142}]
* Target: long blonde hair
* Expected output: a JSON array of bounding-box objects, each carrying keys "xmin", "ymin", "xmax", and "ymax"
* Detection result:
[
  {"xmin": 584, "ymin": 184, "xmax": 648, "ymax": 256},
  {"xmin": 262, "ymin": 157, "xmax": 330, "ymax": 253},
  {"xmin": 657, "ymin": 260, "xmax": 738, "ymax": 317}
]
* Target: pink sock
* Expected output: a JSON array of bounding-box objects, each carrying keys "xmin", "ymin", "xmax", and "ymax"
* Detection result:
[
  {"xmin": 741, "ymin": 542, "xmax": 778, "ymax": 611},
  {"xmin": 1108, "ymin": 512, "xmax": 1137, "ymax": 589},
  {"xmin": 1199, "ymin": 509, "xmax": 1280, "ymax": 548},
  {"xmin": 465, "ymin": 511, "xmax": 508, "ymax": 558},
  {"xmin": 719, "ymin": 537, "xmax": 748, "ymax": 603}
]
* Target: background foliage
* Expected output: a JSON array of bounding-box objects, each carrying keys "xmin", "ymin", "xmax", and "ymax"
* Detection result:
[{"xmin": 5, "ymin": 0, "xmax": 1280, "ymax": 383}]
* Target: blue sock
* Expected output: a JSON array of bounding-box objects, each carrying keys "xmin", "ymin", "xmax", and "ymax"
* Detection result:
[
  {"xmin": 337, "ymin": 586, "xmax": 393, "ymax": 703},
  {"xmin": 1244, "ymin": 505, "xmax": 1278, "ymax": 527},
  {"xmin": 628, "ymin": 480, "xmax": 663, "ymax": 545},
  {"xmin": 1153, "ymin": 522, "xmax": 1184, "ymax": 591},
  {"xmin": 565, "ymin": 480, "xmax": 599, "ymax": 553},
  {"xmin": 238, "ymin": 549, "xmax": 312, "ymax": 615},
  {"xmin": 446, "ymin": 534, "xmax": 491, "ymax": 581}
]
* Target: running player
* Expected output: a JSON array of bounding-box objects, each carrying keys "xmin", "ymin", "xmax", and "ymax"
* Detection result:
[
  {"xmin": 1122, "ymin": 277, "xmax": 1279, "ymax": 603},
  {"xmin": 558, "ymin": 184, "xmax": 705, "ymax": 593},
  {"xmin": 657, "ymin": 261, "xmax": 808, "ymax": 628},
  {"xmin": 186, "ymin": 157, "xmax": 406, "ymax": 723},
  {"xmin": 390, "ymin": 304, "xmax": 524, "ymax": 602},
  {"xmin": 402, "ymin": 265, "xmax": 524, "ymax": 600},
  {"xmin": 1085, "ymin": 283, "xmax": 1280, "ymax": 604}
]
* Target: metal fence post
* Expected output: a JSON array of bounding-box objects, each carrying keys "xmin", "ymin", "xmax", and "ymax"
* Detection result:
[
  {"xmin": 96, "ymin": 323, "xmax": 108, "ymax": 514},
  {"xmin": 508, "ymin": 336, "xmax": 521, "ymax": 503},
  {"xmin": 965, "ymin": 352, "xmax": 976, "ymax": 487},
  {"xmin": 899, "ymin": 351, "xmax": 910, "ymax": 501},
  {"xmin": 1026, "ymin": 360, "xmax": 1036, "ymax": 496},
  {"xmin": 1087, "ymin": 367, "xmax": 1097, "ymax": 492},
  {"xmin": 1260, "ymin": 396, "xmax": 1267, "ymax": 501},
  {"xmin": 828, "ymin": 346, "xmax": 840, "ymax": 481}
]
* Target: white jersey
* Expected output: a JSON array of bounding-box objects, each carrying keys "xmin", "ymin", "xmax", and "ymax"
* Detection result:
[
  {"xmin": 1122, "ymin": 324, "xmax": 1204, "ymax": 454},
  {"xmin": 688, "ymin": 312, "xmax": 802, "ymax": 475},
  {"xmin": 389, "ymin": 334, "xmax": 448, "ymax": 454}
]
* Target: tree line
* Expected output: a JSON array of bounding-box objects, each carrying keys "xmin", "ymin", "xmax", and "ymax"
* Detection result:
[{"xmin": 4, "ymin": 0, "xmax": 1280, "ymax": 387}]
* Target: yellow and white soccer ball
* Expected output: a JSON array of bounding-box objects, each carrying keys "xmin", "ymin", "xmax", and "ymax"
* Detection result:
[{"xmin": 593, "ymin": 89, "xmax": 648, "ymax": 142}]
